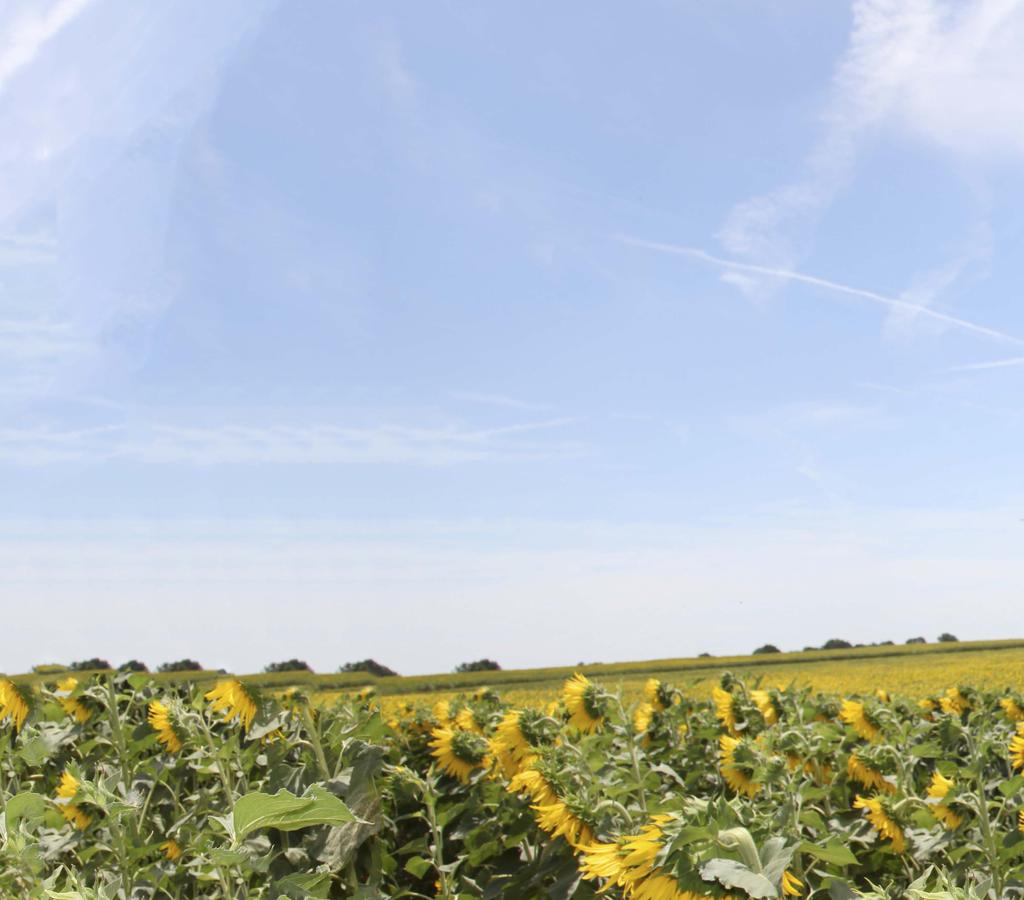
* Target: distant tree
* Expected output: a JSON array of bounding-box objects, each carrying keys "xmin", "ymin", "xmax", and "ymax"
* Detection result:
[
  {"xmin": 339, "ymin": 659, "xmax": 398, "ymax": 677},
  {"xmin": 822, "ymin": 639, "xmax": 852, "ymax": 650},
  {"xmin": 698, "ymin": 652, "xmax": 712, "ymax": 658},
  {"xmin": 118, "ymin": 660, "xmax": 148, "ymax": 672},
  {"xmin": 905, "ymin": 636, "xmax": 927, "ymax": 645},
  {"xmin": 878, "ymin": 640, "xmax": 894, "ymax": 646},
  {"xmin": 70, "ymin": 658, "xmax": 111, "ymax": 671},
  {"xmin": 157, "ymin": 659, "xmax": 203, "ymax": 673},
  {"xmin": 802, "ymin": 646, "xmax": 817, "ymax": 652},
  {"xmin": 753, "ymin": 644, "xmax": 780, "ymax": 655},
  {"xmin": 265, "ymin": 659, "xmax": 312, "ymax": 673},
  {"xmin": 937, "ymin": 633, "xmax": 958, "ymax": 643},
  {"xmin": 454, "ymin": 659, "xmax": 501, "ymax": 673}
]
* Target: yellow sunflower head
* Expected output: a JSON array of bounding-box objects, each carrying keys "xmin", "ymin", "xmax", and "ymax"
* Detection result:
[
  {"xmin": 428, "ymin": 726, "xmax": 489, "ymax": 783},
  {"xmin": 562, "ymin": 674, "xmax": 608, "ymax": 734},
  {"xmin": 205, "ymin": 679, "xmax": 258, "ymax": 732},
  {"xmin": 0, "ymin": 678, "xmax": 31, "ymax": 732}
]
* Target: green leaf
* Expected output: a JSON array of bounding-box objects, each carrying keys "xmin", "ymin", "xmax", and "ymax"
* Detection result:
[
  {"xmin": 232, "ymin": 786, "xmax": 358, "ymax": 844},
  {"xmin": 1000, "ymin": 775, "xmax": 1024, "ymax": 797},
  {"xmin": 5, "ymin": 791, "xmax": 48, "ymax": 838},
  {"xmin": 272, "ymin": 871, "xmax": 334, "ymax": 899},
  {"xmin": 700, "ymin": 859, "xmax": 777, "ymax": 898},
  {"xmin": 799, "ymin": 838, "xmax": 858, "ymax": 867},
  {"xmin": 910, "ymin": 742, "xmax": 944, "ymax": 759},
  {"xmin": 404, "ymin": 856, "xmax": 434, "ymax": 879}
]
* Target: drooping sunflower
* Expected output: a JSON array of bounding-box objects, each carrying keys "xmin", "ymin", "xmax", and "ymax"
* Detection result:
[
  {"xmin": 1001, "ymin": 697, "xmax": 1024, "ymax": 722},
  {"xmin": 711, "ymin": 686, "xmax": 738, "ymax": 734},
  {"xmin": 54, "ymin": 771, "xmax": 91, "ymax": 830},
  {"xmin": 205, "ymin": 679, "xmax": 257, "ymax": 732},
  {"xmin": 148, "ymin": 700, "xmax": 184, "ymax": 753},
  {"xmin": 750, "ymin": 689, "xmax": 778, "ymax": 726},
  {"xmin": 455, "ymin": 706, "xmax": 484, "ymax": 734},
  {"xmin": 644, "ymin": 678, "xmax": 674, "ymax": 712},
  {"xmin": 432, "ymin": 699, "xmax": 452, "ymax": 725},
  {"xmin": 839, "ymin": 699, "xmax": 881, "ymax": 742},
  {"xmin": 428, "ymin": 726, "xmax": 489, "ymax": 783},
  {"xmin": 633, "ymin": 702, "xmax": 654, "ymax": 734},
  {"xmin": 533, "ymin": 797, "xmax": 595, "ymax": 850},
  {"xmin": 160, "ymin": 838, "xmax": 183, "ymax": 861},
  {"xmin": 782, "ymin": 870, "xmax": 804, "ymax": 896},
  {"xmin": 507, "ymin": 766, "xmax": 558, "ymax": 807},
  {"xmin": 853, "ymin": 794, "xmax": 905, "ymax": 853},
  {"xmin": 939, "ymin": 687, "xmax": 970, "ymax": 716},
  {"xmin": 1010, "ymin": 723, "xmax": 1024, "ymax": 770},
  {"xmin": 0, "ymin": 678, "xmax": 30, "ymax": 732},
  {"xmin": 718, "ymin": 735, "xmax": 761, "ymax": 798},
  {"xmin": 54, "ymin": 676, "xmax": 92, "ymax": 724},
  {"xmin": 490, "ymin": 709, "xmax": 546, "ymax": 777},
  {"xmin": 926, "ymin": 770, "xmax": 962, "ymax": 829},
  {"xmin": 579, "ymin": 816, "xmax": 668, "ymax": 891},
  {"xmin": 563, "ymin": 674, "xmax": 606, "ymax": 734},
  {"xmin": 846, "ymin": 752, "xmax": 895, "ymax": 793}
]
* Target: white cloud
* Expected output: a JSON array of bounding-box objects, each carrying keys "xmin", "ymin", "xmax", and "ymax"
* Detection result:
[
  {"xmin": 620, "ymin": 236, "xmax": 1024, "ymax": 346},
  {"xmin": 718, "ymin": 1, "xmax": 1024, "ymax": 311},
  {"xmin": 0, "ymin": 0, "xmax": 92, "ymax": 92},
  {"xmin": 0, "ymin": 418, "xmax": 583, "ymax": 466}
]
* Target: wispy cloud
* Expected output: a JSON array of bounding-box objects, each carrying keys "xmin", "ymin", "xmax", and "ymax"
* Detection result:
[
  {"xmin": 0, "ymin": 0, "xmax": 92, "ymax": 92},
  {"xmin": 620, "ymin": 235, "xmax": 1024, "ymax": 347},
  {"xmin": 948, "ymin": 356, "xmax": 1024, "ymax": 372},
  {"xmin": 0, "ymin": 418, "xmax": 583, "ymax": 466},
  {"xmin": 449, "ymin": 390, "xmax": 552, "ymax": 412}
]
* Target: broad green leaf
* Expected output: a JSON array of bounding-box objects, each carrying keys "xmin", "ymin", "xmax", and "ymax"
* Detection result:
[
  {"xmin": 5, "ymin": 791, "xmax": 48, "ymax": 837},
  {"xmin": 233, "ymin": 785, "xmax": 357, "ymax": 844},
  {"xmin": 404, "ymin": 856, "xmax": 433, "ymax": 879},
  {"xmin": 700, "ymin": 859, "xmax": 777, "ymax": 899},
  {"xmin": 799, "ymin": 839, "xmax": 858, "ymax": 867}
]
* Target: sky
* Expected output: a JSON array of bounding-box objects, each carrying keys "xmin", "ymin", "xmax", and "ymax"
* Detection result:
[{"xmin": 3, "ymin": 0, "xmax": 1024, "ymax": 675}]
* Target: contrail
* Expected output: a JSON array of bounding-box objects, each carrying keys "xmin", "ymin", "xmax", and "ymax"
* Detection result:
[
  {"xmin": 619, "ymin": 235, "xmax": 1024, "ymax": 347},
  {"xmin": 0, "ymin": 0, "xmax": 93, "ymax": 92},
  {"xmin": 948, "ymin": 356, "xmax": 1024, "ymax": 372}
]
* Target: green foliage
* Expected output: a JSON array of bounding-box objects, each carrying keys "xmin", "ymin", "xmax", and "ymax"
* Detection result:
[
  {"xmin": 338, "ymin": 659, "xmax": 398, "ymax": 677},
  {"xmin": 453, "ymin": 659, "xmax": 501, "ymax": 673},
  {"xmin": 68, "ymin": 658, "xmax": 111, "ymax": 672},
  {"xmin": 938, "ymin": 633, "xmax": 959, "ymax": 643},
  {"xmin": 264, "ymin": 659, "xmax": 313, "ymax": 673},
  {"xmin": 156, "ymin": 658, "xmax": 202, "ymax": 672},
  {"xmin": 752, "ymin": 644, "xmax": 780, "ymax": 654}
]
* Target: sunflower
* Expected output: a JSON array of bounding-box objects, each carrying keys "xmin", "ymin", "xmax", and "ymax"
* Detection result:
[
  {"xmin": 160, "ymin": 838, "xmax": 183, "ymax": 861},
  {"xmin": 148, "ymin": 700, "xmax": 184, "ymax": 753},
  {"xmin": 1010, "ymin": 723, "xmax": 1024, "ymax": 770},
  {"xmin": 644, "ymin": 678, "xmax": 673, "ymax": 711},
  {"xmin": 533, "ymin": 798, "xmax": 595, "ymax": 850},
  {"xmin": 926, "ymin": 770, "xmax": 962, "ymax": 829},
  {"xmin": 432, "ymin": 699, "xmax": 452, "ymax": 725},
  {"xmin": 54, "ymin": 676, "xmax": 92, "ymax": 724},
  {"xmin": 711, "ymin": 686, "xmax": 738, "ymax": 734},
  {"xmin": 428, "ymin": 727, "xmax": 488, "ymax": 783},
  {"xmin": 54, "ymin": 771, "xmax": 91, "ymax": 830},
  {"xmin": 839, "ymin": 699, "xmax": 881, "ymax": 742},
  {"xmin": 634, "ymin": 702, "xmax": 654, "ymax": 734},
  {"xmin": 563, "ymin": 674, "xmax": 606, "ymax": 734},
  {"xmin": 205, "ymin": 679, "xmax": 257, "ymax": 732},
  {"xmin": 846, "ymin": 752, "xmax": 895, "ymax": 793},
  {"xmin": 939, "ymin": 687, "xmax": 970, "ymax": 716},
  {"xmin": 455, "ymin": 706, "xmax": 483, "ymax": 734},
  {"xmin": 1019, "ymin": 809, "xmax": 1024, "ymax": 834},
  {"xmin": 719, "ymin": 735, "xmax": 760, "ymax": 798},
  {"xmin": 507, "ymin": 766, "xmax": 558, "ymax": 807},
  {"xmin": 750, "ymin": 689, "xmax": 778, "ymax": 726},
  {"xmin": 1001, "ymin": 697, "xmax": 1024, "ymax": 722},
  {"xmin": 490, "ymin": 710, "xmax": 540, "ymax": 777},
  {"xmin": 579, "ymin": 817, "xmax": 667, "ymax": 891},
  {"xmin": 782, "ymin": 870, "xmax": 804, "ymax": 896},
  {"xmin": 0, "ymin": 678, "xmax": 30, "ymax": 732},
  {"xmin": 853, "ymin": 795, "xmax": 905, "ymax": 853}
]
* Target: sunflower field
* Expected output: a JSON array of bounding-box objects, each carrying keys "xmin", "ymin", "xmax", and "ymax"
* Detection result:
[{"xmin": 3, "ymin": 671, "xmax": 1024, "ymax": 898}]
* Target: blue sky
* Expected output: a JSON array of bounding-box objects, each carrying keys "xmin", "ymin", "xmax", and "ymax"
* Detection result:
[{"xmin": 4, "ymin": 1, "xmax": 1024, "ymax": 674}]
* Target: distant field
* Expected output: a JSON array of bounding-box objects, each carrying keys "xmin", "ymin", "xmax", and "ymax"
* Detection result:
[{"xmin": 16, "ymin": 639, "xmax": 1024, "ymax": 707}]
